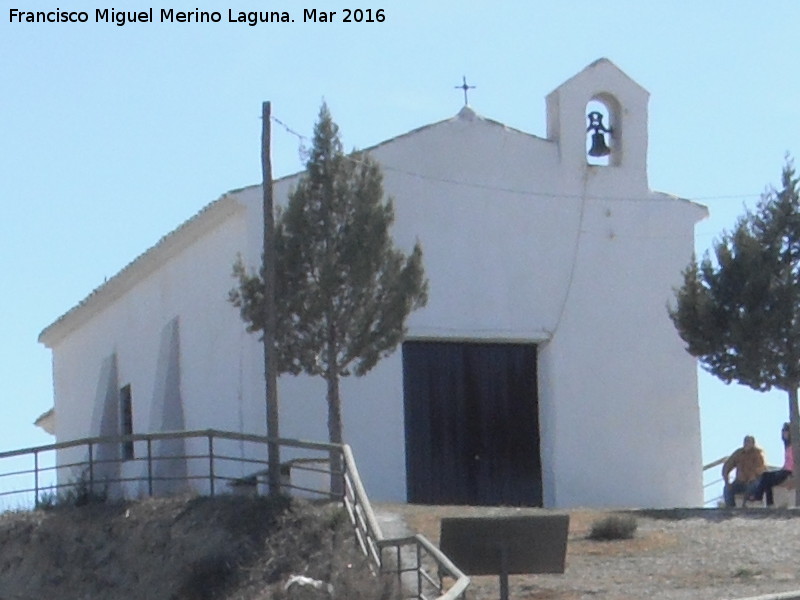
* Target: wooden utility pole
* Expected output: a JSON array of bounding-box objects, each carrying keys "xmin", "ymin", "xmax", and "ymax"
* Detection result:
[{"xmin": 262, "ymin": 101, "xmax": 281, "ymax": 496}]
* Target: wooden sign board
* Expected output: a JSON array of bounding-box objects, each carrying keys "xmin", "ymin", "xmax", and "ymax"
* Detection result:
[{"xmin": 439, "ymin": 514, "xmax": 569, "ymax": 576}]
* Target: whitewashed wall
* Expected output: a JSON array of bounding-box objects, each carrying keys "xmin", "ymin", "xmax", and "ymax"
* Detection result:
[
  {"xmin": 43, "ymin": 197, "xmax": 267, "ymax": 493},
  {"xmin": 264, "ymin": 60, "xmax": 706, "ymax": 508},
  {"xmin": 42, "ymin": 60, "xmax": 705, "ymax": 508}
]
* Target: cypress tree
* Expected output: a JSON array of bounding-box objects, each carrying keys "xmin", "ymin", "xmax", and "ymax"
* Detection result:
[
  {"xmin": 670, "ymin": 158, "xmax": 800, "ymax": 503},
  {"xmin": 231, "ymin": 103, "xmax": 428, "ymax": 492}
]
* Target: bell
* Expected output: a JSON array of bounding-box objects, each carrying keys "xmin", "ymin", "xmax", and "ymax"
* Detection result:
[{"xmin": 588, "ymin": 131, "xmax": 611, "ymax": 157}]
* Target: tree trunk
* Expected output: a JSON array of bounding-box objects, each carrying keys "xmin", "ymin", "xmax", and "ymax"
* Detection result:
[
  {"xmin": 326, "ymin": 368, "xmax": 344, "ymax": 497},
  {"xmin": 325, "ymin": 317, "xmax": 344, "ymax": 497},
  {"xmin": 789, "ymin": 387, "xmax": 800, "ymax": 507}
]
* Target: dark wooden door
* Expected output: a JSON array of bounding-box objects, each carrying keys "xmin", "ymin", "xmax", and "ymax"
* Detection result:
[{"xmin": 403, "ymin": 341, "xmax": 542, "ymax": 506}]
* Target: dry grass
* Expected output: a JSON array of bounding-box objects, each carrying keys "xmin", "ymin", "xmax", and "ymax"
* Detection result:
[{"xmin": 0, "ymin": 495, "xmax": 398, "ymax": 600}]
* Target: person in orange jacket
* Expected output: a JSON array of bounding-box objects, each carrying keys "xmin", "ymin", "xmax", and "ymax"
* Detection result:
[{"xmin": 722, "ymin": 435, "xmax": 765, "ymax": 507}]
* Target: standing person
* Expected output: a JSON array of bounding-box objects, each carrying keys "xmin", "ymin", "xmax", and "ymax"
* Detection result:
[
  {"xmin": 749, "ymin": 423, "xmax": 793, "ymax": 506},
  {"xmin": 721, "ymin": 435, "xmax": 765, "ymax": 507}
]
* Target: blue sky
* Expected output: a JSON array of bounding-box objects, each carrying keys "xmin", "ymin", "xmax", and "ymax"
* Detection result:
[{"xmin": 2, "ymin": 1, "xmax": 800, "ymax": 503}]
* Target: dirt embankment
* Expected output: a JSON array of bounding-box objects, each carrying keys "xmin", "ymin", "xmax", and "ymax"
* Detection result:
[{"xmin": 0, "ymin": 495, "xmax": 394, "ymax": 600}]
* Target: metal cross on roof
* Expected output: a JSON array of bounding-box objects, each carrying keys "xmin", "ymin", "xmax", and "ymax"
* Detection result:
[{"xmin": 455, "ymin": 76, "xmax": 475, "ymax": 106}]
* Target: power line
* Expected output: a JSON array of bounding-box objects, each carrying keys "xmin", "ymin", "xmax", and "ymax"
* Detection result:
[
  {"xmin": 270, "ymin": 113, "xmax": 765, "ymax": 206},
  {"xmin": 548, "ymin": 173, "xmax": 590, "ymax": 337},
  {"xmin": 271, "ymin": 115, "xmax": 307, "ymax": 143},
  {"xmin": 268, "ymin": 113, "xmax": 766, "ymax": 246}
]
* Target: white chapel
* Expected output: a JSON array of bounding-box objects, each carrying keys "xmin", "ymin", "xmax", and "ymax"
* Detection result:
[{"xmin": 38, "ymin": 59, "xmax": 708, "ymax": 508}]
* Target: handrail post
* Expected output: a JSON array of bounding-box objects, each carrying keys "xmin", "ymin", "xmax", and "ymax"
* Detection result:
[
  {"xmin": 396, "ymin": 542, "xmax": 403, "ymax": 588},
  {"xmin": 147, "ymin": 438, "xmax": 153, "ymax": 497},
  {"xmin": 337, "ymin": 446, "xmax": 345, "ymax": 501},
  {"xmin": 417, "ymin": 541, "xmax": 423, "ymax": 598},
  {"xmin": 88, "ymin": 442, "xmax": 94, "ymax": 493},
  {"xmin": 34, "ymin": 450, "xmax": 39, "ymax": 508},
  {"xmin": 208, "ymin": 433, "xmax": 215, "ymax": 497}
]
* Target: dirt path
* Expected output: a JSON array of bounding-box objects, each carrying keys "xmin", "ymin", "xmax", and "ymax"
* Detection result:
[{"xmin": 375, "ymin": 504, "xmax": 800, "ymax": 600}]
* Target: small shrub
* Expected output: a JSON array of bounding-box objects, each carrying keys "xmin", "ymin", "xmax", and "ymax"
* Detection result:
[
  {"xmin": 732, "ymin": 567, "xmax": 761, "ymax": 580},
  {"xmin": 37, "ymin": 470, "xmax": 108, "ymax": 510},
  {"xmin": 587, "ymin": 514, "xmax": 638, "ymax": 541},
  {"xmin": 36, "ymin": 488, "xmax": 59, "ymax": 510}
]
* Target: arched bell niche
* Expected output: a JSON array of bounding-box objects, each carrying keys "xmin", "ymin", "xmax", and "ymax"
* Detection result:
[{"xmin": 586, "ymin": 94, "xmax": 621, "ymax": 166}]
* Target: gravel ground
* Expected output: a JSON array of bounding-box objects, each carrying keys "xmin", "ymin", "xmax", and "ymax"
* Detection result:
[{"xmin": 375, "ymin": 504, "xmax": 800, "ymax": 600}]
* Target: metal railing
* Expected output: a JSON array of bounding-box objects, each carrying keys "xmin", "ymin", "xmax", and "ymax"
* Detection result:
[
  {"xmin": 340, "ymin": 445, "xmax": 469, "ymax": 600},
  {"xmin": 0, "ymin": 429, "xmax": 468, "ymax": 600},
  {"xmin": 703, "ymin": 456, "xmax": 728, "ymax": 507},
  {"xmin": 0, "ymin": 429, "xmax": 339, "ymax": 505}
]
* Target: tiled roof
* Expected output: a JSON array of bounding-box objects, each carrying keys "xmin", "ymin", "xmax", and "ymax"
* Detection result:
[{"xmin": 38, "ymin": 193, "xmax": 246, "ymax": 347}]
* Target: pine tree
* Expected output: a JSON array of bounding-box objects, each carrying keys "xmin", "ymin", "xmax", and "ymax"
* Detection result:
[
  {"xmin": 230, "ymin": 103, "xmax": 428, "ymax": 491},
  {"xmin": 670, "ymin": 157, "xmax": 800, "ymax": 503}
]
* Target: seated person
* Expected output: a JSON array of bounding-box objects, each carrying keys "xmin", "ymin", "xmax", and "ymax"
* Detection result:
[
  {"xmin": 722, "ymin": 435, "xmax": 765, "ymax": 507},
  {"xmin": 750, "ymin": 423, "xmax": 793, "ymax": 506}
]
